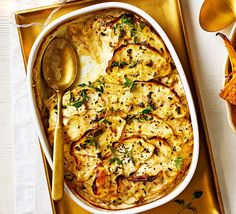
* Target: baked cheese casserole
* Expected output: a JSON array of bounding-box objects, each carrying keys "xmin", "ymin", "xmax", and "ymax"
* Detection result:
[{"xmin": 33, "ymin": 9, "xmax": 193, "ymax": 209}]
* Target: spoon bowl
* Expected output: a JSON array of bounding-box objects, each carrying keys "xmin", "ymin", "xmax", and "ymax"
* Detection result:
[
  {"xmin": 42, "ymin": 38, "xmax": 77, "ymax": 91},
  {"xmin": 42, "ymin": 37, "xmax": 77, "ymax": 201},
  {"xmin": 199, "ymin": 0, "xmax": 236, "ymax": 32}
]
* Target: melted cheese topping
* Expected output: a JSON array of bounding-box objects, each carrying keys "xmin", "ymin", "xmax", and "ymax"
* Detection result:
[{"xmin": 36, "ymin": 10, "xmax": 193, "ymax": 210}]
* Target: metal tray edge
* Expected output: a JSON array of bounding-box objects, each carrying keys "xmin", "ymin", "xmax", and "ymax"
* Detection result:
[
  {"xmin": 177, "ymin": 1, "xmax": 225, "ymax": 213},
  {"xmin": 15, "ymin": 1, "xmax": 225, "ymax": 213}
]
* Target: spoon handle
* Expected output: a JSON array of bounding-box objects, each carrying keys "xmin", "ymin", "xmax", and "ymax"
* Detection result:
[{"xmin": 52, "ymin": 91, "xmax": 64, "ymax": 201}]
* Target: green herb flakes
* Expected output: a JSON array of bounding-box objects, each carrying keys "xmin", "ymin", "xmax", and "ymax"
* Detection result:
[
  {"xmin": 72, "ymin": 89, "xmax": 89, "ymax": 108},
  {"xmin": 114, "ymin": 23, "xmax": 121, "ymax": 33},
  {"xmin": 78, "ymin": 83, "xmax": 87, "ymax": 87},
  {"xmin": 138, "ymin": 118, "xmax": 144, "ymax": 123},
  {"xmin": 95, "ymin": 85, "xmax": 104, "ymax": 93},
  {"xmin": 121, "ymin": 14, "xmax": 134, "ymax": 26},
  {"xmin": 140, "ymin": 22, "xmax": 146, "ymax": 30},
  {"xmin": 131, "ymin": 28, "xmax": 137, "ymax": 37},
  {"xmin": 73, "ymin": 100, "xmax": 84, "ymax": 108},
  {"xmin": 141, "ymin": 106, "xmax": 152, "ymax": 114},
  {"xmin": 175, "ymin": 156, "xmax": 184, "ymax": 170},
  {"xmin": 130, "ymin": 28, "xmax": 138, "ymax": 43},
  {"xmin": 108, "ymin": 145, "xmax": 116, "ymax": 154},
  {"xmin": 112, "ymin": 62, "xmax": 119, "ymax": 67},
  {"xmin": 84, "ymin": 137, "xmax": 98, "ymax": 149},
  {"xmin": 109, "ymin": 157, "xmax": 122, "ymax": 165},
  {"xmin": 112, "ymin": 61, "xmax": 128, "ymax": 68},
  {"xmin": 100, "ymin": 118, "xmax": 111, "ymax": 125},
  {"xmin": 120, "ymin": 61, "xmax": 128, "ymax": 67},
  {"xmin": 124, "ymin": 77, "xmax": 136, "ymax": 92}
]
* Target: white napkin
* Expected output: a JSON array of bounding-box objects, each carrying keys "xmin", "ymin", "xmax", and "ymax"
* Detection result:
[{"xmin": 11, "ymin": 1, "xmax": 59, "ymax": 213}]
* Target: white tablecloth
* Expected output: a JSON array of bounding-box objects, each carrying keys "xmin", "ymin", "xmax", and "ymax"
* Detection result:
[
  {"xmin": 2, "ymin": 0, "xmax": 236, "ymax": 213},
  {"xmin": 11, "ymin": 1, "xmax": 55, "ymax": 214},
  {"xmin": 12, "ymin": 31, "xmax": 52, "ymax": 214}
]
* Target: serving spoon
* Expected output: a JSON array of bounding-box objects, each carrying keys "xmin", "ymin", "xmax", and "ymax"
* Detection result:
[
  {"xmin": 42, "ymin": 38, "xmax": 77, "ymax": 200},
  {"xmin": 199, "ymin": 0, "xmax": 236, "ymax": 32}
]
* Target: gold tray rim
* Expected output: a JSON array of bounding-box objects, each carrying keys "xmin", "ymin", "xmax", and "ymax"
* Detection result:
[{"xmin": 178, "ymin": 2, "xmax": 225, "ymax": 213}]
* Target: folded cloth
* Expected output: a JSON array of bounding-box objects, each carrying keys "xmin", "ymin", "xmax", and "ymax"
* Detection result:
[{"xmin": 12, "ymin": 1, "xmax": 54, "ymax": 213}]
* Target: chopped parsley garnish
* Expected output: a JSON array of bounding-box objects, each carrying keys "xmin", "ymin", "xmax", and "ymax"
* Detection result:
[
  {"xmin": 113, "ymin": 14, "xmax": 145, "ymax": 43},
  {"xmin": 131, "ymin": 28, "xmax": 138, "ymax": 43},
  {"xmin": 123, "ymin": 147, "xmax": 135, "ymax": 164},
  {"xmin": 112, "ymin": 62, "xmax": 119, "ymax": 67},
  {"xmin": 78, "ymin": 81, "xmax": 104, "ymax": 94},
  {"xmin": 120, "ymin": 61, "xmax": 128, "ymax": 67},
  {"xmin": 175, "ymin": 157, "xmax": 184, "ymax": 170},
  {"xmin": 112, "ymin": 61, "xmax": 128, "ymax": 68},
  {"xmin": 78, "ymin": 81, "xmax": 94, "ymax": 88},
  {"xmin": 108, "ymin": 145, "xmax": 117, "ymax": 154},
  {"xmin": 141, "ymin": 106, "xmax": 152, "ymax": 114},
  {"xmin": 121, "ymin": 14, "xmax": 134, "ymax": 26},
  {"xmin": 114, "ymin": 23, "xmax": 121, "ymax": 33},
  {"xmin": 114, "ymin": 14, "xmax": 134, "ymax": 37},
  {"xmin": 78, "ymin": 83, "xmax": 87, "ymax": 87},
  {"xmin": 100, "ymin": 118, "xmax": 112, "ymax": 125},
  {"xmin": 137, "ymin": 118, "xmax": 144, "ymax": 123},
  {"xmin": 130, "ymin": 28, "xmax": 138, "ymax": 42},
  {"xmin": 124, "ymin": 77, "xmax": 136, "ymax": 92},
  {"xmin": 95, "ymin": 85, "xmax": 104, "ymax": 93},
  {"xmin": 140, "ymin": 22, "xmax": 146, "ymax": 30},
  {"xmin": 81, "ymin": 89, "xmax": 88, "ymax": 99},
  {"xmin": 108, "ymin": 144, "xmax": 135, "ymax": 165},
  {"xmin": 97, "ymin": 79, "xmax": 105, "ymax": 85},
  {"xmin": 84, "ymin": 136, "xmax": 98, "ymax": 149},
  {"xmin": 88, "ymin": 81, "xmax": 93, "ymax": 87},
  {"xmin": 73, "ymin": 100, "xmax": 84, "ymax": 108},
  {"xmin": 131, "ymin": 28, "xmax": 137, "ymax": 37},
  {"xmin": 72, "ymin": 89, "xmax": 89, "ymax": 108},
  {"xmin": 113, "ymin": 23, "xmax": 125, "ymax": 38},
  {"xmin": 109, "ymin": 157, "xmax": 122, "ymax": 165}
]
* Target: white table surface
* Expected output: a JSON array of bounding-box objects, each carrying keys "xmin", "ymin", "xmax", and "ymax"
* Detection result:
[
  {"xmin": 0, "ymin": 0, "xmax": 236, "ymax": 213},
  {"xmin": 0, "ymin": 1, "xmax": 14, "ymax": 213}
]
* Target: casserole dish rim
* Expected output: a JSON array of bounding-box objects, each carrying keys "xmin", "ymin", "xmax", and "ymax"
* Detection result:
[{"xmin": 27, "ymin": 2, "xmax": 199, "ymax": 213}]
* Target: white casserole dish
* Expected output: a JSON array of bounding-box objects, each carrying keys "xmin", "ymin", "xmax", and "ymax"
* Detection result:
[{"xmin": 27, "ymin": 2, "xmax": 199, "ymax": 213}]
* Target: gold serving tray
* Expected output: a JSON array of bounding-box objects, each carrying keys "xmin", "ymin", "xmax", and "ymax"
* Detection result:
[{"xmin": 15, "ymin": 0, "xmax": 224, "ymax": 213}]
